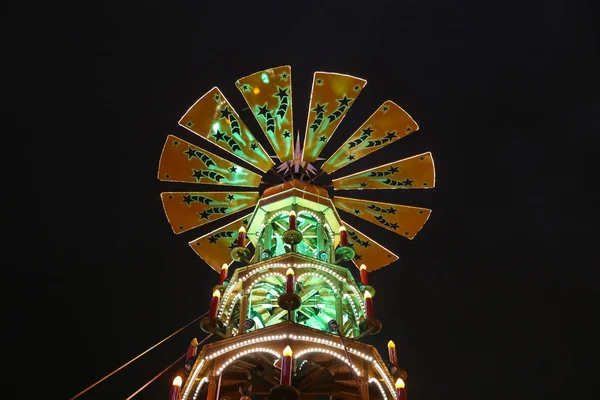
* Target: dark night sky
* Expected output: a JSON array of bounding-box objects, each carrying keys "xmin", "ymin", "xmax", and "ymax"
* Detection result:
[{"xmin": 15, "ymin": 0, "xmax": 599, "ymax": 399}]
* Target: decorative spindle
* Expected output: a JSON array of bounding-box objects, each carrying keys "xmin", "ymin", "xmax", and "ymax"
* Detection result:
[
  {"xmin": 186, "ymin": 338, "xmax": 199, "ymax": 363},
  {"xmin": 286, "ymin": 268, "xmax": 295, "ymax": 294},
  {"xmin": 360, "ymin": 264, "xmax": 368, "ymax": 285},
  {"xmin": 169, "ymin": 376, "xmax": 182, "ymax": 400},
  {"xmin": 395, "ymin": 378, "xmax": 406, "ymax": 400},
  {"xmin": 209, "ymin": 289, "xmax": 220, "ymax": 319},
  {"xmin": 364, "ymin": 290, "xmax": 375, "ymax": 320},
  {"xmin": 219, "ymin": 263, "xmax": 229, "ymax": 285},
  {"xmin": 280, "ymin": 346, "xmax": 293, "ymax": 385},
  {"xmin": 388, "ymin": 340, "xmax": 398, "ymax": 367},
  {"xmin": 339, "ymin": 225, "xmax": 348, "ymax": 246},
  {"xmin": 237, "ymin": 226, "xmax": 246, "ymax": 247},
  {"xmin": 288, "ymin": 210, "xmax": 296, "ymax": 230}
]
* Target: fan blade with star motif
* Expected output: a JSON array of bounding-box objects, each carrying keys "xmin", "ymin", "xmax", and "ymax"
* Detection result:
[
  {"xmin": 235, "ymin": 66, "xmax": 294, "ymax": 162},
  {"xmin": 332, "ymin": 152, "xmax": 435, "ymax": 190},
  {"xmin": 189, "ymin": 214, "xmax": 252, "ymax": 272},
  {"xmin": 302, "ymin": 72, "xmax": 367, "ymax": 162},
  {"xmin": 161, "ymin": 192, "xmax": 259, "ymax": 234},
  {"xmin": 321, "ymin": 101, "xmax": 419, "ymax": 174},
  {"xmin": 178, "ymin": 87, "xmax": 275, "ymax": 172},
  {"xmin": 334, "ymin": 196, "xmax": 431, "ymax": 239},
  {"xmin": 158, "ymin": 135, "xmax": 262, "ymax": 187},
  {"xmin": 340, "ymin": 221, "xmax": 398, "ymax": 272}
]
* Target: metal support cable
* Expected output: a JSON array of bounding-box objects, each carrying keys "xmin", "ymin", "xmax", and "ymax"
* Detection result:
[
  {"xmin": 69, "ymin": 311, "xmax": 209, "ymax": 399},
  {"xmin": 126, "ymin": 352, "xmax": 187, "ymax": 400},
  {"xmin": 328, "ymin": 320, "xmax": 365, "ymax": 400},
  {"xmin": 126, "ymin": 333, "xmax": 214, "ymax": 400}
]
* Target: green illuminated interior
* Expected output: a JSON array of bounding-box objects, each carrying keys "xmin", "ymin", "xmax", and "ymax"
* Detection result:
[{"xmin": 259, "ymin": 212, "xmax": 331, "ymax": 260}]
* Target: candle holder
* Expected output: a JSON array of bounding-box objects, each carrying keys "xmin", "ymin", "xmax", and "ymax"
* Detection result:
[
  {"xmin": 334, "ymin": 245, "xmax": 355, "ymax": 264},
  {"xmin": 282, "ymin": 229, "xmax": 303, "ymax": 245},
  {"xmin": 230, "ymin": 246, "xmax": 252, "ymax": 263},
  {"xmin": 242, "ymin": 318, "xmax": 256, "ymax": 331},
  {"xmin": 277, "ymin": 292, "xmax": 301, "ymax": 310},
  {"xmin": 269, "ymin": 385, "xmax": 299, "ymax": 400},
  {"xmin": 389, "ymin": 365, "xmax": 408, "ymax": 382},
  {"xmin": 357, "ymin": 318, "xmax": 383, "ymax": 337},
  {"xmin": 362, "ymin": 285, "xmax": 376, "ymax": 297},
  {"xmin": 199, "ymin": 315, "xmax": 226, "ymax": 337}
]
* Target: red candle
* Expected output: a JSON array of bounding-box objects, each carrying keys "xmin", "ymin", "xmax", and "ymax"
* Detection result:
[
  {"xmin": 364, "ymin": 290, "xmax": 375, "ymax": 320},
  {"xmin": 286, "ymin": 268, "xmax": 295, "ymax": 294},
  {"xmin": 395, "ymin": 379, "xmax": 406, "ymax": 400},
  {"xmin": 280, "ymin": 346, "xmax": 293, "ymax": 385},
  {"xmin": 237, "ymin": 226, "xmax": 246, "ymax": 247},
  {"xmin": 388, "ymin": 340, "xmax": 398, "ymax": 367},
  {"xmin": 186, "ymin": 338, "xmax": 199, "ymax": 362},
  {"xmin": 339, "ymin": 226, "xmax": 348, "ymax": 246},
  {"xmin": 359, "ymin": 264, "xmax": 369, "ymax": 285},
  {"xmin": 209, "ymin": 289, "xmax": 220, "ymax": 319},
  {"xmin": 169, "ymin": 376, "xmax": 182, "ymax": 400},
  {"xmin": 219, "ymin": 263, "xmax": 229, "ymax": 285},
  {"xmin": 289, "ymin": 210, "xmax": 296, "ymax": 230}
]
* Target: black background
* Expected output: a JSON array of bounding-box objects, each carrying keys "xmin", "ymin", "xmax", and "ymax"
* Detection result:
[{"xmin": 15, "ymin": 0, "xmax": 598, "ymax": 399}]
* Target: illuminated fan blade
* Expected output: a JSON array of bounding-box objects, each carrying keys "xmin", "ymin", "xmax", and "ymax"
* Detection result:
[
  {"xmin": 158, "ymin": 135, "xmax": 262, "ymax": 187},
  {"xmin": 189, "ymin": 213, "xmax": 252, "ymax": 272},
  {"xmin": 161, "ymin": 191, "xmax": 259, "ymax": 234},
  {"xmin": 321, "ymin": 101, "xmax": 419, "ymax": 174},
  {"xmin": 178, "ymin": 87, "xmax": 275, "ymax": 173},
  {"xmin": 340, "ymin": 221, "xmax": 398, "ymax": 271},
  {"xmin": 332, "ymin": 152, "xmax": 435, "ymax": 190},
  {"xmin": 235, "ymin": 66, "xmax": 294, "ymax": 162},
  {"xmin": 334, "ymin": 196, "xmax": 431, "ymax": 239},
  {"xmin": 302, "ymin": 72, "xmax": 367, "ymax": 162}
]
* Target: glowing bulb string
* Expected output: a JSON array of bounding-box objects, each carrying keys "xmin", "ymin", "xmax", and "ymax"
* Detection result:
[{"xmin": 69, "ymin": 311, "xmax": 210, "ymax": 400}]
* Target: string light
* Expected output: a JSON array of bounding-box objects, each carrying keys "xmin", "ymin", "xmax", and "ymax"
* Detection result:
[
  {"xmin": 186, "ymin": 333, "xmax": 395, "ymax": 399},
  {"xmin": 181, "ymin": 360, "xmax": 204, "ymax": 400},
  {"xmin": 374, "ymin": 360, "xmax": 397, "ymax": 399},
  {"xmin": 218, "ymin": 261, "xmax": 352, "ymax": 318},
  {"xmin": 369, "ymin": 377, "xmax": 389, "ymax": 400},
  {"xmin": 344, "ymin": 293, "xmax": 361, "ymax": 320},
  {"xmin": 295, "ymin": 348, "xmax": 361, "ymax": 376},
  {"xmin": 297, "ymin": 272, "xmax": 338, "ymax": 293},
  {"xmin": 216, "ymin": 348, "xmax": 281, "ymax": 375},
  {"xmin": 192, "ymin": 377, "xmax": 208, "ymax": 400}
]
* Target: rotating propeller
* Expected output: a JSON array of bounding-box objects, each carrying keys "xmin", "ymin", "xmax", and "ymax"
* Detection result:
[{"xmin": 158, "ymin": 66, "xmax": 435, "ymax": 272}]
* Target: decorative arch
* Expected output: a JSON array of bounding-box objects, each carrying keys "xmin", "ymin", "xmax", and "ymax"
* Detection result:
[
  {"xmin": 215, "ymin": 347, "xmax": 281, "ymax": 375},
  {"xmin": 369, "ymin": 377, "xmax": 391, "ymax": 400}
]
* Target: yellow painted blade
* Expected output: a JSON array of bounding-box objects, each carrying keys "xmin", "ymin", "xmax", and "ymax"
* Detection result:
[
  {"xmin": 178, "ymin": 87, "xmax": 275, "ymax": 173},
  {"xmin": 158, "ymin": 135, "xmax": 262, "ymax": 187},
  {"xmin": 161, "ymin": 192, "xmax": 259, "ymax": 234},
  {"xmin": 334, "ymin": 196, "xmax": 431, "ymax": 240},
  {"xmin": 332, "ymin": 152, "xmax": 435, "ymax": 190},
  {"xmin": 341, "ymin": 221, "xmax": 398, "ymax": 271},
  {"xmin": 302, "ymin": 72, "xmax": 367, "ymax": 162},
  {"xmin": 189, "ymin": 214, "xmax": 252, "ymax": 272},
  {"xmin": 235, "ymin": 66, "xmax": 294, "ymax": 162},
  {"xmin": 321, "ymin": 101, "xmax": 418, "ymax": 174}
]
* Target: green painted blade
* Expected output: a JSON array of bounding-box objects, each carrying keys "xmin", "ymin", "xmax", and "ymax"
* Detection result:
[
  {"xmin": 235, "ymin": 66, "xmax": 294, "ymax": 162},
  {"xmin": 302, "ymin": 72, "xmax": 367, "ymax": 162},
  {"xmin": 178, "ymin": 87, "xmax": 275, "ymax": 173},
  {"xmin": 321, "ymin": 101, "xmax": 418, "ymax": 174},
  {"xmin": 158, "ymin": 135, "xmax": 262, "ymax": 187},
  {"xmin": 332, "ymin": 152, "xmax": 435, "ymax": 190}
]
